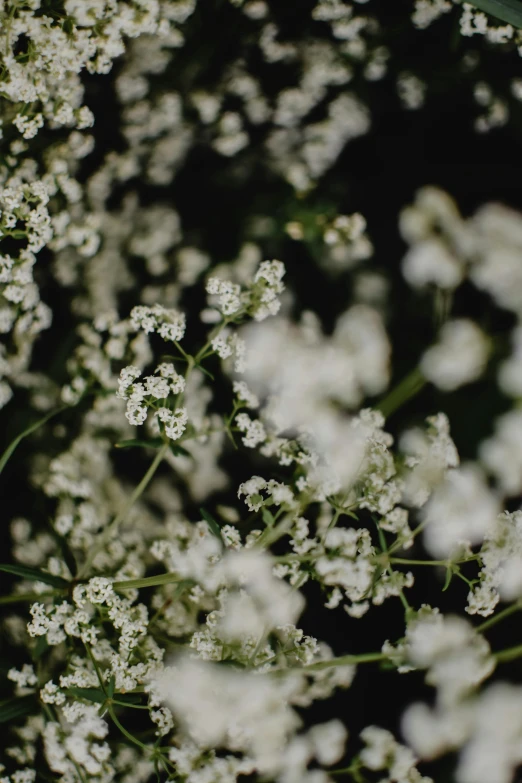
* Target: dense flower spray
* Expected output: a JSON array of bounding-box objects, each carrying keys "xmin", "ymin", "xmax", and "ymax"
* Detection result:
[{"xmin": 2, "ymin": 2, "xmax": 522, "ymax": 783}]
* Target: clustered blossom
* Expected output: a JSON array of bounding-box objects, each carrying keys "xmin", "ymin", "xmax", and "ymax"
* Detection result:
[
  {"xmin": 130, "ymin": 304, "xmax": 186, "ymax": 342},
  {"xmin": 206, "ymin": 258, "xmax": 286, "ymax": 321},
  {"xmin": 420, "ymin": 319, "xmax": 490, "ymax": 391},
  {"xmin": 117, "ymin": 362, "xmax": 186, "ymax": 431},
  {"xmin": 3, "ymin": 3, "xmax": 522, "ymax": 783}
]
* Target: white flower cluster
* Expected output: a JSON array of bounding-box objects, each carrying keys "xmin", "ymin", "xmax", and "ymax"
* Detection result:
[
  {"xmin": 151, "ymin": 656, "xmax": 345, "ymax": 778},
  {"xmin": 5, "ymin": 3, "xmax": 522, "ymax": 783},
  {"xmin": 117, "ymin": 361, "xmax": 187, "ymax": 432},
  {"xmin": 385, "ymin": 606, "xmax": 495, "ymax": 706},
  {"xmin": 467, "ymin": 510, "xmax": 522, "ymax": 616},
  {"xmin": 287, "ymin": 211, "xmax": 373, "ymax": 272},
  {"xmin": 420, "ymin": 319, "xmax": 489, "ymax": 392},
  {"xmin": 206, "ymin": 258, "xmax": 286, "ymax": 321},
  {"xmin": 360, "ymin": 725, "xmax": 433, "ymax": 783},
  {"xmin": 130, "ymin": 304, "xmax": 186, "ymax": 342},
  {"xmin": 403, "ymin": 682, "xmax": 522, "ymax": 783}
]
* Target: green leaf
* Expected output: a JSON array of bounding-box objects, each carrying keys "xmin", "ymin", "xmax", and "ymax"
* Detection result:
[
  {"xmin": 262, "ymin": 508, "xmax": 275, "ymax": 526},
  {"xmin": 54, "ymin": 531, "xmax": 77, "ymax": 577},
  {"xmin": 114, "ymin": 437, "xmax": 164, "ymax": 450},
  {"xmin": 196, "ymin": 364, "xmax": 215, "ymax": 380},
  {"xmin": 0, "ymin": 695, "xmax": 36, "ymax": 723},
  {"xmin": 107, "ymin": 676, "xmax": 115, "ymax": 699},
  {"xmin": 0, "ymin": 404, "xmax": 69, "ymax": 476},
  {"xmin": 467, "ymin": 0, "xmax": 522, "ymax": 27},
  {"xmin": 0, "ymin": 564, "xmax": 69, "ymax": 589},
  {"xmin": 200, "ymin": 508, "xmax": 223, "ymax": 542},
  {"xmin": 113, "ymin": 573, "xmax": 187, "ymax": 590},
  {"xmin": 33, "ymin": 636, "xmax": 49, "ymax": 660},
  {"xmin": 169, "ymin": 443, "xmax": 191, "ymax": 458},
  {"xmin": 442, "ymin": 567, "xmax": 453, "ymax": 592},
  {"xmin": 62, "ymin": 16, "xmax": 74, "ymax": 33},
  {"xmin": 0, "ymin": 591, "xmax": 56, "ymax": 605},
  {"xmin": 65, "ymin": 687, "xmax": 106, "ymax": 704}
]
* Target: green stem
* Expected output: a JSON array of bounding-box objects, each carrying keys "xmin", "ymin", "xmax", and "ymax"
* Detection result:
[
  {"xmin": 0, "ymin": 403, "xmax": 70, "ymax": 476},
  {"xmin": 389, "ymin": 557, "xmax": 450, "ymax": 567},
  {"xmin": 376, "ymin": 367, "xmax": 426, "ymax": 419},
  {"xmin": 194, "ymin": 318, "xmax": 230, "ymax": 365},
  {"xmin": 78, "ymin": 443, "xmax": 169, "ymax": 578},
  {"xmin": 373, "ymin": 516, "xmax": 411, "ymax": 613},
  {"xmin": 71, "ymin": 760, "xmax": 89, "ymax": 783},
  {"xmin": 388, "ymin": 519, "xmax": 428, "ymax": 555},
  {"xmin": 253, "ymin": 515, "xmax": 293, "ymax": 549},
  {"xmin": 113, "ymin": 573, "xmax": 189, "ymax": 591},
  {"xmin": 108, "ymin": 704, "xmax": 150, "ymax": 751},
  {"xmin": 149, "ymin": 581, "xmax": 189, "ymax": 626},
  {"xmin": 433, "ymin": 288, "xmax": 453, "ymax": 328},
  {"xmin": 174, "ymin": 341, "xmax": 191, "ymax": 362},
  {"xmin": 398, "ymin": 590, "xmax": 411, "ymax": 612},
  {"xmin": 0, "ymin": 591, "xmax": 57, "ymax": 604},
  {"xmin": 323, "ymin": 508, "xmax": 341, "ymax": 540},
  {"xmin": 478, "ymin": 600, "xmax": 522, "ymax": 633},
  {"xmin": 304, "ymin": 651, "xmax": 388, "ymax": 671},
  {"xmin": 494, "ymin": 643, "xmax": 522, "ymax": 663},
  {"xmin": 331, "ymin": 761, "xmax": 366, "ymax": 782},
  {"xmin": 84, "ymin": 643, "xmax": 107, "ymax": 696}
]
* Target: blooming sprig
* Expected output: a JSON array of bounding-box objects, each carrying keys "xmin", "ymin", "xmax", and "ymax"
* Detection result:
[
  {"xmin": 117, "ymin": 362, "xmax": 186, "ymax": 431},
  {"xmin": 4, "ymin": 3, "xmax": 522, "ymax": 782},
  {"xmin": 130, "ymin": 304, "xmax": 186, "ymax": 342},
  {"xmin": 206, "ymin": 258, "xmax": 285, "ymax": 321}
]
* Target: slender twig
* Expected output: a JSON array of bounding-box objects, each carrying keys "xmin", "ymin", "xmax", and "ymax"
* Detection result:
[
  {"xmin": 494, "ymin": 643, "xmax": 522, "ymax": 663},
  {"xmin": 113, "ymin": 574, "xmax": 190, "ymax": 591},
  {"xmin": 78, "ymin": 443, "xmax": 169, "ymax": 578},
  {"xmin": 0, "ymin": 404, "xmax": 70, "ymax": 476},
  {"xmin": 376, "ymin": 367, "xmax": 426, "ymax": 419},
  {"xmin": 108, "ymin": 704, "xmax": 150, "ymax": 751},
  {"xmin": 304, "ymin": 651, "xmax": 388, "ymax": 671},
  {"xmin": 0, "ymin": 591, "xmax": 58, "ymax": 604},
  {"xmin": 477, "ymin": 600, "xmax": 522, "ymax": 633}
]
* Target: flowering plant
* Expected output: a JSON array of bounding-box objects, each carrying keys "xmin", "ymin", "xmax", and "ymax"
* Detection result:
[{"xmin": 3, "ymin": 1, "xmax": 522, "ymax": 783}]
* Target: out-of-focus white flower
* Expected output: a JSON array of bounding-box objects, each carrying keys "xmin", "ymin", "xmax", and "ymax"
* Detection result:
[
  {"xmin": 480, "ymin": 409, "xmax": 522, "ymax": 495},
  {"xmin": 400, "ymin": 412, "xmax": 459, "ymax": 508},
  {"xmin": 151, "ymin": 656, "xmax": 302, "ymax": 774},
  {"xmin": 420, "ymin": 319, "xmax": 489, "ymax": 391},
  {"xmin": 421, "ymin": 464, "xmax": 499, "ymax": 558},
  {"xmin": 402, "ymin": 238, "xmax": 463, "ymax": 289}
]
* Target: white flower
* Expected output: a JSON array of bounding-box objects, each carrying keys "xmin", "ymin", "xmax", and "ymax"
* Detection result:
[
  {"xmin": 421, "ymin": 319, "xmax": 489, "ymax": 391},
  {"xmin": 421, "ymin": 464, "xmax": 499, "ymax": 558},
  {"xmin": 8, "ymin": 664, "xmax": 38, "ymax": 689},
  {"xmin": 236, "ymin": 412, "xmax": 266, "ymax": 447},
  {"xmin": 309, "ymin": 720, "xmax": 347, "ymax": 766},
  {"xmin": 402, "ymin": 237, "xmax": 463, "ymax": 289},
  {"xmin": 157, "ymin": 407, "xmax": 188, "ymax": 440},
  {"xmin": 480, "ymin": 409, "xmax": 522, "ymax": 495},
  {"xmin": 233, "ymin": 380, "xmax": 259, "ymax": 408},
  {"xmin": 404, "ymin": 607, "xmax": 495, "ymax": 705},
  {"xmin": 151, "ymin": 707, "xmax": 174, "ymax": 737},
  {"xmin": 151, "ymin": 656, "xmax": 302, "ymax": 774},
  {"xmin": 238, "ymin": 475, "xmax": 267, "ymax": 511},
  {"xmin": 117, "ymin": 365, "xmax": 142, "ymax": 397},
  {"xmin": 401, "ymin": 412, "xmax": 459, "ymax": 507},
  {"xmin": 131, "ymin": 304, "xmax": 186, "ymax": 341}
]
